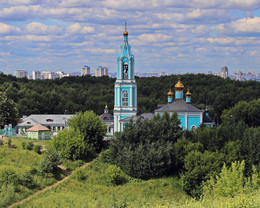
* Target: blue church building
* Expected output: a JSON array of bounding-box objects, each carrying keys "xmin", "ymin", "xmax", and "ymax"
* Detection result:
[
  {"xmin": 107, "ymin": 26, "xmax": 214, "ymax": 133},
  {"xmin": 113, "ymin": 25, "xmax": 137, "ymax": 132}
]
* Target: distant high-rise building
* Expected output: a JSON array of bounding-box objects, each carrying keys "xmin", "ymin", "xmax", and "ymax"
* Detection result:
[
  {"xmin": 56, "ymin": 71, "xmax": 65, "ymax": 78},
  {"xmin": 104, "ymin": 67, "xmax": 108, "ymax": 76},
  {"xmin": 42, "ymin": 71, "xmax": 58, "ymax": 80},
  {"xmin": 32, "ymin": 71, "xmax": 41, "ymax": 80},
  {"xmin": 81, "ymin": 65, "xmax": 91, "ymax": 76},
  {"xmin": 237, "ymin": 70, "xmax": 243, "ymax": 81},
  {"xmin": 95, "ymin": 66, "xmax": 107, "ymax": 77},
  {"xmin": 221, "ymin": 66, "xmax": 228, "ymax": 79},
  {"xmin": 14, "ymin": 70, "xmax": 27, "ymax": 78}
]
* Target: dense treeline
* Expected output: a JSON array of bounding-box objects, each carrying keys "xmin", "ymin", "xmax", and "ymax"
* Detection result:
[
  {"xmin": 0, "ymin": 73, "xmax": 259, "ymax": 124},
  {"xmin": 109, "ymin": 99, "xmax": 260, "ymax": 197}
]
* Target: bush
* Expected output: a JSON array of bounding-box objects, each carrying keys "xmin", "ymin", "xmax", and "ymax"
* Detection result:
[
  {"xmin": 38, "ymin": 147, "xmax": 60, "ymax": 176},
  {"xmin": 72, "ymin": 168, "xmax": 87, "ymax": 181},
  {"xmin": 33, "ymin": 145, "xmax": 42, "ymax": 154},
  {"xmin": 21, "ymin": 141, "xmax": 26, "ymax": 149},
  {"xmin": 100, "ymin": 149, "xmax": 112, "ymax": 163},
  {"xmin": 0, "ymin": 167, "xmax": 19, "ymax": 187},
  {"xmin": 25, "ymin": 141, "xmax": 34, "ymax": 150},
  {"xmin": 7, "ymin": 138, "xmax": 12, "ymax": 148},
  {"xmin": 19, "ymin": 171, "xmax": 35, "ymax": 188},
  {"xmin": 105, "ymin": 165, "xmax": 128, "ymax": 186}
]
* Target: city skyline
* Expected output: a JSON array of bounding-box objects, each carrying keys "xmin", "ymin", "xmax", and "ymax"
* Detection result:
[{"xmin": 1, "ymin": 1, "xmax": 260, "ymax": 74}]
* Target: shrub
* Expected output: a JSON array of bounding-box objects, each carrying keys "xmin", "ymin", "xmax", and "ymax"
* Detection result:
[
  {"xmin": 0, "ymin": 167, "xmax": 19, "ymax": 187},
  {"xmin": 7, "ymin": 138, "xmax": 12, "ymax": 148},
  {"xmin": 0, "ymin": 139, "xmax": 4, "ymax": 146},
  {"xmin": 0, "ymin": 184, "xmax": 16, "ymax": 208},
  {"xmin": 25, "ymin": 141, "xmax": 34, "ymax": 150},
  {"xmin": 21, "ymin": 141, "xmax": 26, "ymax": 149},
  {"xmin": 38, "ymin": 147, "xmax": 60, "ymax": 176},
  {"xmin": 73, "ymin": 168, "xmax": 87, "ymax": 181},
  {"xmin": 33, "ymin": 144, "xmax": 42, "ymax": 154},
  {"xmin": 100, "ymin": 149, "xmax": 112, "ymax": 163},
  {"xmin": 105, "ymin": 165, "xmax": 128, "ymax": 186},
  {"xmin": 19, "ymin": 171, "xmax": 35, "ymax": 188}
]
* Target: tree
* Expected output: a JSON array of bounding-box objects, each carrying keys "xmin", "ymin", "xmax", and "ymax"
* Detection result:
[
  {"xmin": 52, "ymin": 128, "xmax": 95, "ymax": 160},
  {"xmin": 181, "ymin": 150, "xmax": 225, "ymax": 197},
  {"xmin": 202, "ymin": 161, "xmax": 259, "ymax": 198},
  {"xmin": 38, "ymin": 146, "xmax": 60, "ymax": 176},
  {"xmin": 221, "ymin": 99, "xmax": 260, "ymax": 127},
  {"xmin": 67, "ymin": 111, "xmax": 107, "ymax": 152},
  {"xmin": 0, "ymin": 91, "xmax": 19, "ymax": 128},
  {"xmin": 110, "ymin": 112, "xmax": 183, "ymax": 179}
]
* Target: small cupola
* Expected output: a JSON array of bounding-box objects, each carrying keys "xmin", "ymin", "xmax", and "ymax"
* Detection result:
[
  {"xmin": 175, "ymin": 78, "xmax": 184, "ymax": 99},
  {"xmin": 186, "ymin": 89, "xmax": 191, "ymax": 103},
  {"xmin": 168, "ymin": 88, "xmax": 173, "ymax": 103},
  {"xmin": 104, "ymin": 104, "xmax": 109, "ymax": 114}
]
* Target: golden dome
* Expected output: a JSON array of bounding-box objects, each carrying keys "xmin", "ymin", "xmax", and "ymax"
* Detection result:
[
  {"xmin": 168, "ymin": 89, "xmax": 173, "ymax": 97},
  {"xmin": 123, "ymin": 29, "xmax": 128, "ymax": 36},
  {"xmin": 175, "ymin": 78, "xmax": 184, "ymax": 91},
  {"xmin": 186, "ymin": 90, "xmax": 191, "ymax": 97}
]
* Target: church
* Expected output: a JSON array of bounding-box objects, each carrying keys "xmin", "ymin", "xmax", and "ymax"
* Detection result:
[{"xmin": 100, "ymin": 26, "xmax": 214, "ymax": 134}]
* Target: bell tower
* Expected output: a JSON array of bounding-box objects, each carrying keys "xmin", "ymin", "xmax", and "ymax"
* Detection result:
[{"xmin": 114, "ymin": 23, "xmax": 137, "ymax": 132}]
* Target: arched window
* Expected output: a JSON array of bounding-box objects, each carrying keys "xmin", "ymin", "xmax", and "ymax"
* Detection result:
[
  {"xmin": 123, "ymin": 62, "xmax": 128, "ymax": 79},
  {"xmin": 122, "ymin": 90, "xmax": 128, "ymax": 107},
  {"xmin": 191, "ymin": 125, "xmax": 197, "ymax": 131}
]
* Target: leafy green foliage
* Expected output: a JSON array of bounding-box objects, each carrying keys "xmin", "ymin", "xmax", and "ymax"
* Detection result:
[
  {"xmin": 38, "ymin": 147, "xmax": 60, "ymax": 176},
  {"xmin": 110, "ymin": 112, "xmax": 182, "ymax": 179},
  {"xmin": 181, "ymin": 150, "xmax": 225, "ymax": 197},
  {"xmin": 33, "ymin": 144, "xmax": 42, "ymax": 154},
  {"xmin": 25, "ymin": 141, "xmax": 34, "ymax": 150},
  {"xmin": 105, "ymin": 165, "xmax": 128, "ymax": 186},
  {"xmin": 52, "ymin": 128, "xmax": 94, "ymax": 160},
  {"xmin": 0, "ymin": 91, "xmax": 19, "ymax": 128},
  {"xmin": 72, "ymin": 168, "xmax": 87, "ymax": 181},
  {"xmin": 67, "ymin": 111, "xmax": 107, "ymax": 152},
  {"xmin": 0, "ymin": 167, "xmax": 19, "ymax": 187},
  {"xmin": 202, "ymin": 161, "xmax": 260, "ymax": 198},
  {"xmin": 221, "ymin": 99, "xmax": 260, "ymax": 127}
]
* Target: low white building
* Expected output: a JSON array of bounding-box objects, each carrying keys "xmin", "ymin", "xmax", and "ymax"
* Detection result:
[{"xmin": 16, "ymin": 114, "xmax": 74, "ymax": 135}]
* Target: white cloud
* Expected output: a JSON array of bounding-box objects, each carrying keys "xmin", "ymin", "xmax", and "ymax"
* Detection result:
[
  {"xmin": 66, "ymin": 23, "xmax": 95, "ymax": 34},
  {"xmin": 24, "ymin": 22, "xmax": 62, "ymax": 35},
  {"xmin": 0, "ymin": 23, "xmax": 20, "ymax": 34}
]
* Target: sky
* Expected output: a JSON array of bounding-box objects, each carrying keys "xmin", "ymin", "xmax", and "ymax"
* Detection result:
[{"xmin": 1, "ymin": 0, "xmax": 260, "ymax": 75}]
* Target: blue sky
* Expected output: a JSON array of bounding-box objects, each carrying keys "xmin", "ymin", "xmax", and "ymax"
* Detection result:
[{"xmin": 0, "ymin": 0, "xmax": 260, "ymax": 75}]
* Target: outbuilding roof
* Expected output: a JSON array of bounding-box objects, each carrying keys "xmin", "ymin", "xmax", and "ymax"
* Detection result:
[
  {"xmin": 17, "ymin": 114, "xmax": 74, "ymax": 127},
  {"xmin": 27, "ymin": 125, "xmax": 51, "ymax": 132}
]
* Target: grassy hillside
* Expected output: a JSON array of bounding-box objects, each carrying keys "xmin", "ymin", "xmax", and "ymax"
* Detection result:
[
  {"xmin": 13, "ymin": 158, "xmax": 190, "ymax": 208},
  {"xmin": 0, "ymin": 138, "xmax": 66, "ymax": 208}
]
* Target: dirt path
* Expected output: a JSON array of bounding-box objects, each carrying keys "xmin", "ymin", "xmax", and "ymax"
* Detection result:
[{"xmin": 8, "ymin": 161, "xmax": 93, "ymax": 208}]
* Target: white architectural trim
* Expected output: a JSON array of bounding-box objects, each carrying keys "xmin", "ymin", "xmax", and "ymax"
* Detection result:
[
  {"xmin": 118, "ymin": 87, "xmax": 120, "ymax": 107},
  {"xmin": 130, "ymin": 86, "xmax": 133, "ymax": 107}
]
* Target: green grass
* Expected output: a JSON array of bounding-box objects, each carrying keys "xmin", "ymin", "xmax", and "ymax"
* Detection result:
[
  {"xmin": 13, "ymin": 158, "xmax": 190, "ymax": 208},
  {"xmin": 0, "ymin": 138, "xmax": 66, "ymax": 208},
  {"xmin": 14, "ymin": 157, "xmax": 260, "ymax": 208}
]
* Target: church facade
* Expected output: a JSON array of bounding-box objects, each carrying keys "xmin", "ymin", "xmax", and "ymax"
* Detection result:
[
  {"xmin": 100, "ymin": 26, "xmax": 214, "ymax": 134},
  {"xmin": 113, "ymin": 26, "xmax": 137, "ymax": 132}
]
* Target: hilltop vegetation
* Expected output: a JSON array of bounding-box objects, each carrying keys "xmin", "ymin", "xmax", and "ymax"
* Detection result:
[{"xmin": 0, "ymin": 73, "xmax": 260, "ymax": 127}]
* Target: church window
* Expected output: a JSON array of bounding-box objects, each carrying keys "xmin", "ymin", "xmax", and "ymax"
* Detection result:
[
  {"xmin": 191, "ymin": 125, "xmax": 197, "ymax": 131},
  {"xmin": 123, "ymin": 62, "xmax": 128, "ymax": 79},
  {"xmin": 122, "ymin": 90, "xmax": 128, "ymax": 106}
]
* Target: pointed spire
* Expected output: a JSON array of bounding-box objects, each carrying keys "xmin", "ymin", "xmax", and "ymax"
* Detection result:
[{"xmin": 123, "ymin": 21, "xmax": 128, "ymax": 37}]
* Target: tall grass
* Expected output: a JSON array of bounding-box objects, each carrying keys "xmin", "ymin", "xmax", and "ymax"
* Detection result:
[{"xmin": 14, "ymin": 158, "xmax": 190, "ymax": 208}]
